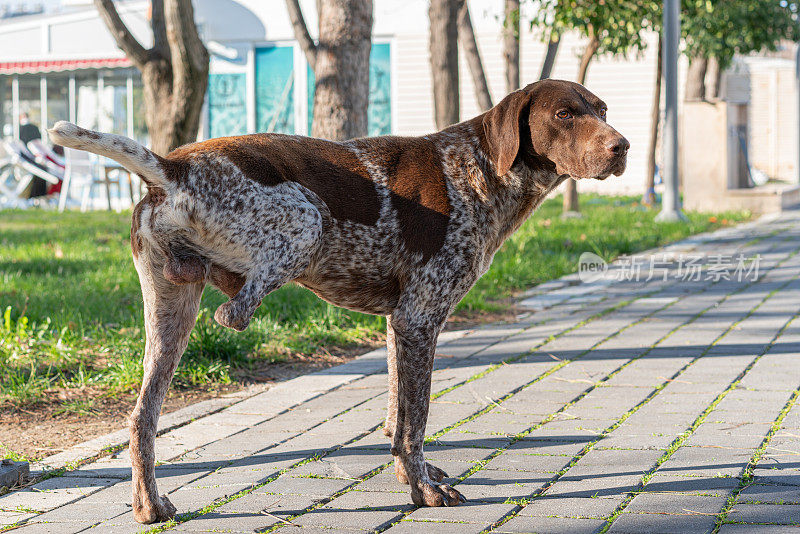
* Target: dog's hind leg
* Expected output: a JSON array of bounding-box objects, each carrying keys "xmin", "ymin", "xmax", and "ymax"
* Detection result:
[
  {"xmin": 130, "ymin": 243, "xmax": 203, "ymax": 524},
  {"xmin": 211, "ymin": 191, "xmax": 324, "ymax": 331}
]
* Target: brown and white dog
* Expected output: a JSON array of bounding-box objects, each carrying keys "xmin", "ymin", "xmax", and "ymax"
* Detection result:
[{"xmin": 49, "ymin": 79, "xmax": 628, "ymax": 524}]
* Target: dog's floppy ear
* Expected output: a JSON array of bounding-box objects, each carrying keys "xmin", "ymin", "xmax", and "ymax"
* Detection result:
[{"xmin": 482, "ymin": 89, "xmax": 532, "ymax": 176}]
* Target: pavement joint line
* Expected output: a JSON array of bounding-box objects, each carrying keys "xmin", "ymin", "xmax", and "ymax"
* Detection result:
[
  {"xmin": 479, "ymin": 246, "xmax": 800, "ymax": 534},
  {"xmin": 596, "ymin": 286, "xmax": 800, "ymax": 533},
  {"xmin": 147, "ymin": 231, "xmax": 800, "ymax": 534},
  {"xmin": 711, "ymin": 350, "xmax": 800, "ymax": 533},
  {"xmin": 364, "ymin": 240, "xmax": 800, "ymax": 534}
]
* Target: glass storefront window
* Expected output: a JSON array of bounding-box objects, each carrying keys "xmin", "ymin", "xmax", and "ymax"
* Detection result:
[
  {"xmin": 255, "ymin": 46, "xmax": 295, "ymax": 134},
  {"xmin": 208, "ymin": 73, "xmax": 247, "ymax": 138}
]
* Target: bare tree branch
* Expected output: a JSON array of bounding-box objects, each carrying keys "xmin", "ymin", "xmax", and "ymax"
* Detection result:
[
  {"xmin": 150, "ymin": 0, "xmax": 170, "ymax": 60},
  {"xmin": 458, "ymin": 0, "xmax": 492, "ymax": 110},
  {"xmin": 286, "ymin": 0, "xmax": 318, "ymax": 70},
  {"xmin": 93, "ymin": 0, "xmax": 149, "ymax": 67},
  {"xmin": 165, "ymin": 0, "xmax": 208, "ymax": 75},
  {"xmin": 539, "ymin": 30, "xmax": 560, "ymax": 80}
]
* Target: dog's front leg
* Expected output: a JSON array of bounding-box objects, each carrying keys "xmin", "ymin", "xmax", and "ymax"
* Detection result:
[
  {"xmin": 386, "ymin": 320, "xmax": 449, "ymax": 485},
  {"xmin": 130, "ymin": 251, "xmax": 203, "ymax": 524},
  {"xmin": 390, "ymin": 313, "xmax": 466, "ymax": 507}
]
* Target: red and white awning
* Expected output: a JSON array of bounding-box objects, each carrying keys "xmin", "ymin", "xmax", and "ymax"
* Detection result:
[{"xmin": 0, "ymin": 57, "xmax": 132, "ymax": 75}]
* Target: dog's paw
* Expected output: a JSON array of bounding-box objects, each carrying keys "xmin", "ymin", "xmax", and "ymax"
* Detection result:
[
  {"xmin": 133, "ymin": 494, "xmax": 177, "ymax": 524},
  {"xmin": 395, "ymin": 460, "xmax": 448, "ymax": 485},
  {"xmin": 411, "ymin": 481, "xmax": 466, "ymax": 507},
  {"xmin": 214, "ymin": 301, "xmax": 252, "ymax": 331}
]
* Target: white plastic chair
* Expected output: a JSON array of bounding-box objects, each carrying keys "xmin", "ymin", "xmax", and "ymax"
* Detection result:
[
  {"xmin": 59, "ymin": 146, "xmax": 106, "ymax": 212},
  {"xmin": 1, "ymin": 140, "xmax": 61, "ymax": 206},
  {"xmin": 27, "ymin": 138, "xmax": 66, "ymax": 172}
]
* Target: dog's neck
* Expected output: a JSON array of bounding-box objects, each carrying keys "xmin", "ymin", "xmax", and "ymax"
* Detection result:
[{"xmin": 434, "ymin": 118, "xmax": 568, "ymax": 256}]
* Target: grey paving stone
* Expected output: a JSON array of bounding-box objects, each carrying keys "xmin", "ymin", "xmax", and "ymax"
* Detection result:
[
  {"xmin": 384, "ymin": 520, "xmax": 487, "ymax": 534},
  {"xmin": 518, "ymin": 495, "xmax": 624, "ymax": 518},
  {"xmin": 726, "ymin": 503, "xmax": 800, "ymax": 525},
  {"xmin": 484, "ymin": 452, "xmax": 571, "ymax": 473},
  {"xmin": 457, "ymin": 469, "xmax": 551, "ymax": 502},
  {"xmin": 738, "ymin": 483, "xmax": 800, "ymax": 504},
  {"xmin": 172, "ymin": 510, "xmax": 277, "ymax": 533},
  {"xmin": 257, "ymin": 473, "xmax": 352, "ymax": 497},
  {"xmin": 215, "ymin": 490, "xmax": 321, "ymax": 516},
  {"xmin": 494, "ymin": 515, "xmax": 607, "ymax": 533},
  {"xmin": 291, "ymin": 490, "xmax": 409, "ymax": 530},
  {"xmin": 626, "ymin": 493, "xmax": 727, "ymax": 515},
  {"xmin": 718, "ymin": 524, "xmax": 800, "ymax": 533},
  {"xmin": 0, "ymin": 510, "xmax": 37, "ymax": 528},
  {"xmin": 406, "ymin": 501, "xmax": 516, "ymax": 524},
  {"xmin": 642, "ymin": 474, "xmax": 739, "ymax": 496},
  {"xmin": 608, "ymin": 511, "xmax": 717, "ymax": 534},
  {"xmin": 543, "ymin": 472, "xmax": 643, "ymax": 500}
]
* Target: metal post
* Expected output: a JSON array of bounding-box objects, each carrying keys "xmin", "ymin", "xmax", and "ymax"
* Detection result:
[
  {"xmin": 126, "ymin": 72, "xmax": 134, "ymax": 139},
  {"xmin": 796, "ymin": 43, "xmax": 800, "ymax": 185},
  {"xmin": 68, "ymin": 74, "xmax": 76, "ymax": 123},
  {"xmin": 40, "ymin": 75, "xmax": 47, "ymax": 142},
  {"xmin": 11, "ymin": 75, "xmax": 19, "ymax": 140},
  {"xmin": 656, "ymin": 0, "xmax": 687, "ymax": 222}
]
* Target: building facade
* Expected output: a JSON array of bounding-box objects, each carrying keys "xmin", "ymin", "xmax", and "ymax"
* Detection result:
[{"xmin": 0, "ymin": 0, "xmax": 797, "ymax": 197}]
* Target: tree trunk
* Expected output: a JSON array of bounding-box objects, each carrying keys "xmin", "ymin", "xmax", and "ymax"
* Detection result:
[
  {"xmin": 685, "ymin": 55, "xmax": 708, "ymax": 102},
  {"xmin": 429, "ymin": 0, "xmax": 459, "ymax": 129},
  {"xmin": 311, "ymin": 0, "xmax": 373, "ymax": 140},
  {"xmin": 458, "ymin": 0, "xmax": 492, "ymax": 110},
  {"xmin": 539, "ymin": 30, "xmax": 560, "ymax": 80},
  {"xmin": 503, "ymin": 0, "xmax": 520, "ymax": 93},
  {"xmin": 563, "ymin": 32, "xmax": 599, "ymax": 215},
  {"xmin": 705, "ymin": 56, "xmax": 722, "ymax": 101},
  {"xmin": 94, "ymin": 0, "xmax": 209, "ymax": 156},
  {"xmin": 644, "ymin": 34, "xmax": 663, "ymax": 206}
]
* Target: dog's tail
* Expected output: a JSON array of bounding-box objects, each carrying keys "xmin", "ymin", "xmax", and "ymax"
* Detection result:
[{"xmin": 48, "ymin": 121, "xmax": 168, "ymax": 187}]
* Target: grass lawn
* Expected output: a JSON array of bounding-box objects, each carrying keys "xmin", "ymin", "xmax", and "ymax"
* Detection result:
[{"xmin": 0, "ymin": 195, "xmax": 749, "ymax": 412}]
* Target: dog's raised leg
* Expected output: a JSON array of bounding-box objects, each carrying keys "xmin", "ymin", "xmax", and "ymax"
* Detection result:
[
  {"xmin": 130, "ymin": 249, "xmax": 203, "ymax": 524},
  {"xmin": 385, "ymin": 321, "xmax": 448, "ymax": 485},
  {"xmin": 390, "ymin": 312, "xmax": 465, "ymax": 506}
]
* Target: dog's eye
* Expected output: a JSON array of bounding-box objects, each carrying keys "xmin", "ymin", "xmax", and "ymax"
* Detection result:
[
  {"xmin": 599, "ymin": 108, "xmax": 607, "ymax": 118},
  {"xmin": 556, "ymin": 110, "xmax": 572, "ymax": 120}
]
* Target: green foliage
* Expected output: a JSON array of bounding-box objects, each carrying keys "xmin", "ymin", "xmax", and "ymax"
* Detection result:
[
  {"xmin": 529, "ymin": 0, "xmax": 660, "ymax": 58},
  {"xmin": 682, "ymin": 0, "xmax": 800, "ymax": 67},
  {"xmin": 528, "ymin": 0, "xmax": 799, "ymax": 69}
]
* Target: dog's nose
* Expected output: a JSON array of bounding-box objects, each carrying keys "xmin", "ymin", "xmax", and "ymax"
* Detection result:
[{"xmin": 606, "ymin": 137, "xmax": 630, "ymax": 156}]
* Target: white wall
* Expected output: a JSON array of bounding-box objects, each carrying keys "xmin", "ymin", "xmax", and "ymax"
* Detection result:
[{"xmin": 1, "ymin": 0, "xmax": 795, "ymax": 197}]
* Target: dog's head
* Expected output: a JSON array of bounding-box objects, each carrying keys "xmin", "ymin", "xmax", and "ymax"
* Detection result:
[{"xmin": 482, "ymin": 79, "xmax": 629, "ymax": 180}]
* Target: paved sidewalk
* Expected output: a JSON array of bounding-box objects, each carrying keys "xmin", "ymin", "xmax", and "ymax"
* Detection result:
[{"xmin": 5, "ymin": 210, "xmax": 800, "ymax": 534}]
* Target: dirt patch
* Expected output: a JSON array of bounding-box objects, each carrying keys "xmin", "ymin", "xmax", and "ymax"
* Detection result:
[{"xmin": 0, "ymin": 343, "xmax": 382, "ymax": 461}]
